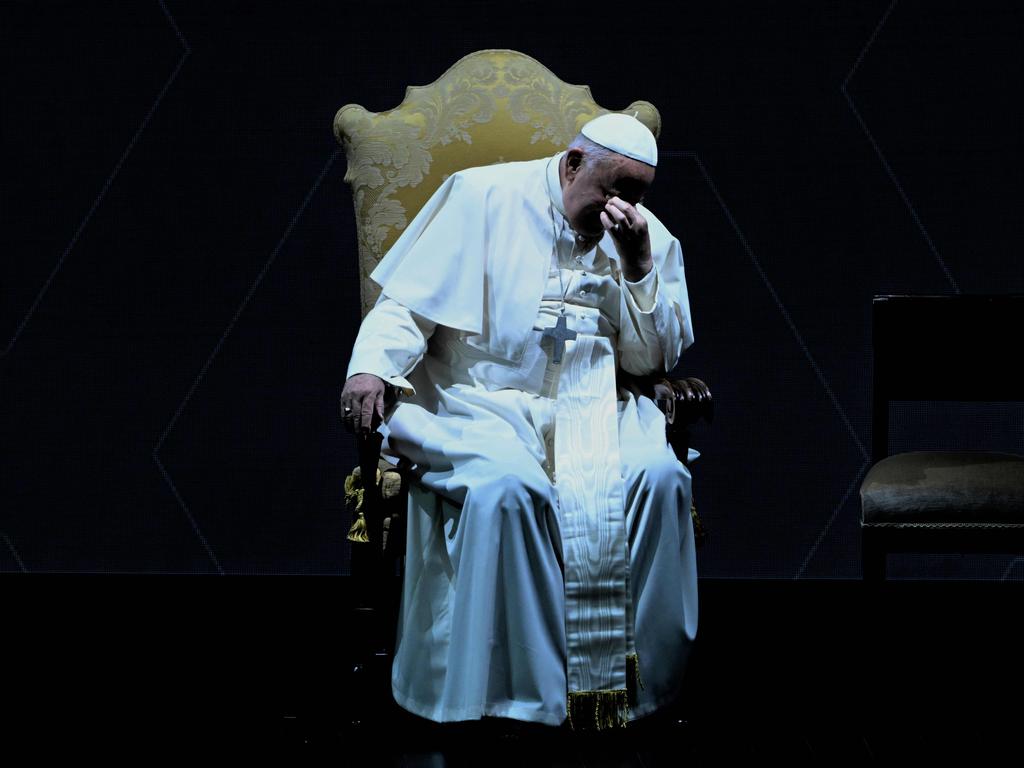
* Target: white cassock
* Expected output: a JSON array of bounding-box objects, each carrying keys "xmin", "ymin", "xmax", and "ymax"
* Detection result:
[{"xmin": 345, "ymin": 150, "xmax": 698, "ymax": 729}]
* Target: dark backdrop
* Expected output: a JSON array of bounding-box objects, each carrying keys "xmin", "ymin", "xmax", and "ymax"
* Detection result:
[{"xmin": 3, "ymin": 0, "xmax": 1022, "ymax": 578}]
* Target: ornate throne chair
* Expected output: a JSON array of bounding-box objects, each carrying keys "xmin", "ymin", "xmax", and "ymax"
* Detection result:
[{"xmin": 334, "ymin": 50, "xmax": 712, "ymax": 663}]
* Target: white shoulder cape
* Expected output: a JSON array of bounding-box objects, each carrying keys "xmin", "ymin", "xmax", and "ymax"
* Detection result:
[{"xmin": 368, "ymin": 155, "xmax": 693, "ymax": 365}]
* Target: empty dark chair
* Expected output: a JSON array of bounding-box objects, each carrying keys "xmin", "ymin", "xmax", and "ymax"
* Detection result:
[{"xmin": 860, "ymin": 295, "xmax": 1024, "ymax": 580}]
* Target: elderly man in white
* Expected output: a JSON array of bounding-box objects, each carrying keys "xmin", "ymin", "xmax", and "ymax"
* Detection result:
[{"xmin": 341, "ymin": 114, "xmax": 698, "ymax": 731}]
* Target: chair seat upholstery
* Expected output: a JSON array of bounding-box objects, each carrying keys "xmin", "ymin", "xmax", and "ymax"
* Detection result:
[{"xmin": 860, "ymin": 451, "xmax": 1024, "ymax": 527}]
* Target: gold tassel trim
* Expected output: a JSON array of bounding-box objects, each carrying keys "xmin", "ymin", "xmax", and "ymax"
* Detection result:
[
  {"xmin": 344, "ymin": 467, "xmax": 381, "ymax": 544},
  {"xmin": 346, "ymin": 510, "xmax": 369, "ymax": 543},
  {"xmin": 566, "ymin": 689, "xmax": 629, "ymax": 731}
]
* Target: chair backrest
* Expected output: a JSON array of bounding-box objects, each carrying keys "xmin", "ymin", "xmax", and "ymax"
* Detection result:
[
  {"xmin": 333, "ymin": 49, "xmax": 661, "ymax": 318},
  {"xmin": 871, "ymin": 294, "xmax": 1024, "ymax": 463}
]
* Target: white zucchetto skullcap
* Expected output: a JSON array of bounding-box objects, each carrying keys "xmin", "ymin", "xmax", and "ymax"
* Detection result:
[{"xmin": 580, "ymin": 112, "xmax": 658, "ymax": 167}]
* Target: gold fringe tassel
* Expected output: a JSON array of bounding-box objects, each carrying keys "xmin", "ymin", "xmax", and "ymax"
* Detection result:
[
  {"xmin": 566, "ymin": 689, "xmax": 629, "ymax": 731},
  {"xmin": 344, "ymin": 468, "xmax": 381, "ymax": 544},
  {"xmin": 346, "ymin": 510, "xmax": 369, "ymax": 543}
]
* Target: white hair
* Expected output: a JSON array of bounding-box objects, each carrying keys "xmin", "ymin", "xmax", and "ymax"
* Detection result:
[{"xmin": 567, "ymin": 133, "xmax": 620, "ymax": 167}]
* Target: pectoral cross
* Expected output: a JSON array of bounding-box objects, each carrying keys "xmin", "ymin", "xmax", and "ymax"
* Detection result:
[{"xmin": 542, "ymin": 312, "xmax": 577, "ymax": 364}]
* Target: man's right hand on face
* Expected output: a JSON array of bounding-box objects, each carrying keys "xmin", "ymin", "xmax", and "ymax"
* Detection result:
[{"xmin": 340, "ymin": 373, "xmax": 387, "ymax": 435}]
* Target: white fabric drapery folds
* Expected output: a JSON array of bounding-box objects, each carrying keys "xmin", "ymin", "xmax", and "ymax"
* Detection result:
[{"xmin": 346, "ymin": 152, "xmax": 698, "ymax": 728}]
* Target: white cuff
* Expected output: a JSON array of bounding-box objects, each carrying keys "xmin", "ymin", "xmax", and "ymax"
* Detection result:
[
  {"xmin": 623, "ymin": 264, "xmax": 659, "ymax": 314},
  {"xmin": 345, "ymin": 367, "xmax": 416, "ymax": 398}
]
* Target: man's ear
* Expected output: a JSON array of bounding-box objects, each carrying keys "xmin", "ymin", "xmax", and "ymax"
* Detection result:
[{"xmin": 564, "ymin": 148, "xmax": 584, "ymax": 181}]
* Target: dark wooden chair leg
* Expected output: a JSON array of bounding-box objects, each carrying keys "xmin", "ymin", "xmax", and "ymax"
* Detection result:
[{"xmin": 862, "ymin": 529, "xmax": 887, "ymax": 582}]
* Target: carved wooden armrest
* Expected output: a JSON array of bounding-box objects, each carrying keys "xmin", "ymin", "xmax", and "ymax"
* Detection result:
[
  {"xmin": 652, "ymin": 376, "xmax": 714, "ymax": 431},
  {"xmin": 615, "ymin": 371, "xmax": 712, "ymax": 427}
]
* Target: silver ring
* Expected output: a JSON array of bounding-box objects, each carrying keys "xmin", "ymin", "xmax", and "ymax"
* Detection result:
[
  {"xmin": 612, "ymin": 223, "xmax": 620, "ymax": 231},
  {"xmin": 343, "ymin": 406, "xmax": 353, "ymax": 414}
]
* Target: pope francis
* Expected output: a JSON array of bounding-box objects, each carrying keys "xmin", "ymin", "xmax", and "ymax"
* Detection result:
[{"xmin": 341, "ymin": 113, "xmax": 698, "ymax": 731}]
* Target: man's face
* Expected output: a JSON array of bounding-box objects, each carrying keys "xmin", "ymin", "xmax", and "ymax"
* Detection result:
[{"xmin": 561, "ymin": 148, "xmax": 655, "ymax": 238}]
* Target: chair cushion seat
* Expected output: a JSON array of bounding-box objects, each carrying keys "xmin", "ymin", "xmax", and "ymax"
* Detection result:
[{"xmin": 860, "ymin": 451, "xmax": 1024, "ymax": 526}]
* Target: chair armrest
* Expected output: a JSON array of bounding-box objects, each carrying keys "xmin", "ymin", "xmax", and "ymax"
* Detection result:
[
  {"xmin": 615, "ymin": 371, "xmax": 713, "ymax": 427},
  {"xmin": 652, "ymin": 376, "xmax": 714, "ymax": 429}
]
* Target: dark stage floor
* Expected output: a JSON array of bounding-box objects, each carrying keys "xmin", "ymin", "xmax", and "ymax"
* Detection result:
[{"xmin": 7, "ymin": 577, "xmax": 1023, "ymax": 761}]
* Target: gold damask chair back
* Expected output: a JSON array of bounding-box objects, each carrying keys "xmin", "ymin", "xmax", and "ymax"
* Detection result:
[{"xmin": 333, "ymin": 48, "xmax": 662, "ymax": 319}]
